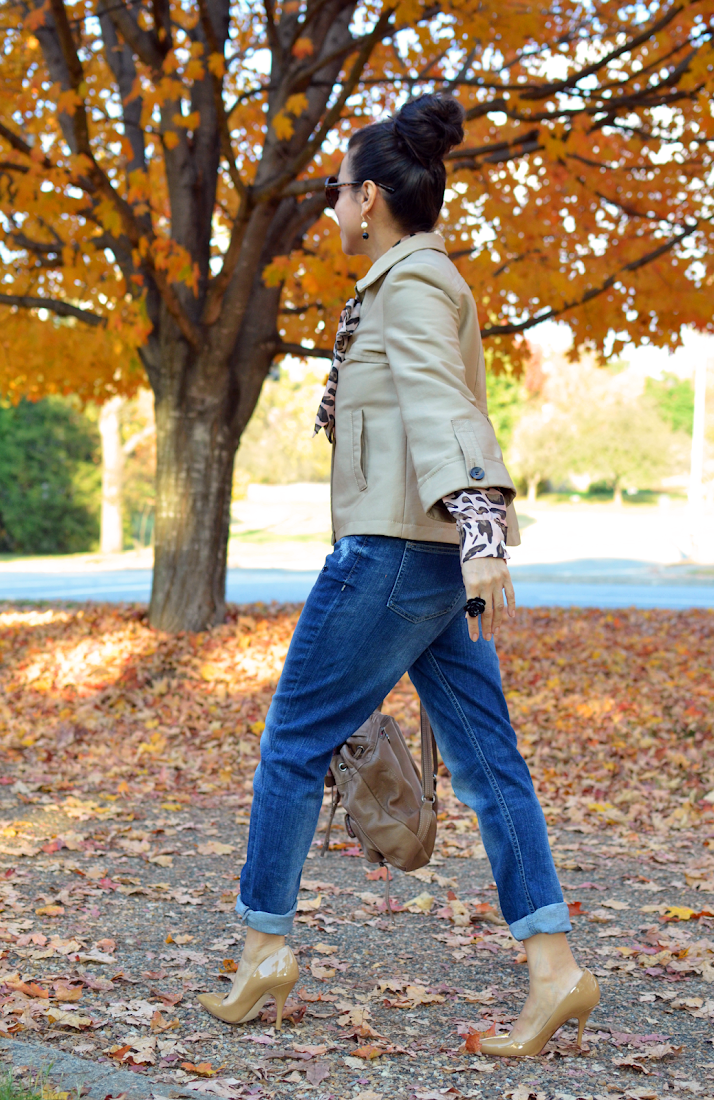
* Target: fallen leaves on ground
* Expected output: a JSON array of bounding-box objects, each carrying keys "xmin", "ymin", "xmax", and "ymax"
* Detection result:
[
  {"xmin": 380, "ymin": 981, "xmax": 445, "ymax": 1008},
  {"xmin": 259, "ymin": 998, "xmax": 307, "ymax": 1026},
  {"xmin": 352, "ymin": 1043, "xmax": 383, "ymax": 1059},
  {"xmin": 305, "ymin": 1060, "xmax": 330, "ymax": 1084},
  {"xmin": 0, "ymin": 605, "xmax": 709, "ymax": 840},
  {"xmin": 459, "ymin": 1022, "xmax": 497, "ymax": 1053},
  {"xmin": 0, "ymin": 603, "xmax": 712, "ymax": 1092},
  {"xmin": 181, "ymin": 1061, "xmax": 219, "ymax": 1076},
  {"xmin": 45, "ymin": 1007, "xmax": 94, "ymax": 1028}
]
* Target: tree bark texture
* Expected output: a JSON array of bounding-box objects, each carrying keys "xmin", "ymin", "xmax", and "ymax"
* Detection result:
[{"xmin": 150, "ymin": 380, "xmax": 235, "ymax": 631}]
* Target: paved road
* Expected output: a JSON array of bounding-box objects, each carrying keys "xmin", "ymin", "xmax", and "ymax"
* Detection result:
[{"xmin": 1, "ymin": 562, "xmax": 712, "ymax": 609}]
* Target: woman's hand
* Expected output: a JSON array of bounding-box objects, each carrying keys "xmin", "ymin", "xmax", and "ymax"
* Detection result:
[{"xmin": 462, "ymin": 557, "xmax": 516, "ymax": 643}]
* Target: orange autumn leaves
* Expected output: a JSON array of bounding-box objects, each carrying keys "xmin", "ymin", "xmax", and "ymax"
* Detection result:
[
  {"xmin": 2, "ymin": 0, "xmax": 714, "ymax": 402},
  {"xmin": 0, "ymin": 604, "xmax": 712, "ymax": 837},
  {"xmin": 496, "ymin": 608, "xmax": 714, "ymax": 835},
  {"xmin": 0, "ymin": 604, "xmax": 294, "ymax": 799}
]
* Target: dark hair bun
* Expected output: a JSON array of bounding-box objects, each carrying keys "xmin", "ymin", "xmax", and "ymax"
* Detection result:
[
  {"xmin": 346, "ymin": 92, "xmax": 464, "ymax": 232},
  {"xmin": 393, "ymin": 94, "xmax": 465, "ymax": 168}
]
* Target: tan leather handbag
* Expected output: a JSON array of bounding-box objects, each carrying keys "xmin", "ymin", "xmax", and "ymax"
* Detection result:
[{"xmin": 321, "ymin": 704, "xmax": 438, "ymax": 911}]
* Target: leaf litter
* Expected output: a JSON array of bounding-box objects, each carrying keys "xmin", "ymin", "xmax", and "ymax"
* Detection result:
[{"xmin": 0, "ymin": 603, "xmax": 711, "ymax": 1097}]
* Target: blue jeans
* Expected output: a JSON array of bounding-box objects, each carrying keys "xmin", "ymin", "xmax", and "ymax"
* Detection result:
[{"xmin": 238, "ymin": 536, "xmax": 570, "ymax": 942}]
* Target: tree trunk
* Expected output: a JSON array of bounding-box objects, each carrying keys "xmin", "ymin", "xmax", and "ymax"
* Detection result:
[
  {"xmin": 145, "ymin": 241, "xmax": 300, "ymax": 631},
  {"xmin": 527, "ymin": 477, "xmax": 539, "ymax": 504},
  {"xmin": 149, "ymin": 355, "xmax": 238, "ymax": 632},
  {"xmin": 99, "ymin": 396, "xmax": 125, "ymax": 554},
  {"xmin": 613, "ymin": 482, "xmax": 623, "ymax": 507}
]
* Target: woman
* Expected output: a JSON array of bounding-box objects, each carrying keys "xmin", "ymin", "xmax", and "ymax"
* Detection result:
[{"xmin": 198, "ymin": 94, "xmax": 599, "ymax": 1057}]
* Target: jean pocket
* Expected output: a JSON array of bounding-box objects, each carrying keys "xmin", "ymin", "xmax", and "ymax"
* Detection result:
[{"xmin": 387, "ymin": 542, "xmax": 464, "ymax": 623}]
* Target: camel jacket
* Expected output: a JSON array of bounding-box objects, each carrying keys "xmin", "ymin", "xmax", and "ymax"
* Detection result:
[{"xmin": 330, "ymin": 231, "xmax": 520, "ymax": 546}]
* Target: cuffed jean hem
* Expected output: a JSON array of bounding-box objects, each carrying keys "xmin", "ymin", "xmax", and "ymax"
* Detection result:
[
  {"xmin": 509, "ymin": 902, "xmax": 572, "ymax": 943},
  {"xmin": 235, "ymin": 897, "xmax": 296, "ymax": 935}
]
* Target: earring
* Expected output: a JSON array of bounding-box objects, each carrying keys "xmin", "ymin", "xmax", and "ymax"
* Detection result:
[{"xmin": 361, "ymin": 218, "xmax": 369, "ymax": 240}]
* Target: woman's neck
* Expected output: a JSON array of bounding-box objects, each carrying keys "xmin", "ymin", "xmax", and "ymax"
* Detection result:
[{"xmin": 362, "ymin": 226, "xmax": 419, "ymax": 263}]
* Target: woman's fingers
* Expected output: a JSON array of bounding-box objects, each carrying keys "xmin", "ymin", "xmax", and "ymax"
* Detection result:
[
  {"xmin": 481, "ymin": 584, "xmax": 505, "ymax": 642},
  {"xmin": 504, "ymin": 572, "xmax": 517, "ymax": 619},
  {"xmin": 480, "ymin": 589, "xmax": 493, "ymax": 640},
  {"xmin": 490, "ymin": 584, "xmax": 505, "ymax": 640},
  {"xmin": 461, "ymin": 557, "xmax": 516, "ymax": 644}
]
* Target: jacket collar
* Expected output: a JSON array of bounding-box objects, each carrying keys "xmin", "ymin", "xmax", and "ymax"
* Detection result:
[{"xmin": 355, "ymin": 231, "xmax": 447, "ymax": 295}]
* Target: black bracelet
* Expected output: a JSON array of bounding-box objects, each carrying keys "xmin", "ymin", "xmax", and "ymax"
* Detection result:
[{"xmin": 465, "ymin": 597, "xmax": 487, "ymax": 617}]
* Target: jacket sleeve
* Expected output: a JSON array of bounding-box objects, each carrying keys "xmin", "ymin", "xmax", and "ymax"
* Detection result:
[{"xmin": 382, "ymin": 258, "xmax": 516, "ymax": 518}]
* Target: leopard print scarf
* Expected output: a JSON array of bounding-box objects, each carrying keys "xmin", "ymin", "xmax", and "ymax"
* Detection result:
[
  {"xmin": 313, "ymin": 297, "xmax": 361, "ymax": 444},
  {"xmin": 313, "ymin": 234, "xmax": 417, "ymax": 444}
]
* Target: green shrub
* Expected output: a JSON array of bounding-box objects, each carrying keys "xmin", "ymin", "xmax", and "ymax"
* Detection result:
[
  {"xmin": 645, "ymin": 372, "xmax": 694, "ymax": 435},
  {"xmin": 0, "ymin": 397, "xmax": 100, "ymax": 555},
  {"xmin": 485, "ymin": 369, "xmax": 527, "ymax": 450}
]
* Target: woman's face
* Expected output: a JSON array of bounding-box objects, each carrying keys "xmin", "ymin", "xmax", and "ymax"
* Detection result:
[{"xmin": 334, "ymin": 154, "xmax": 366, "ymax": 256}]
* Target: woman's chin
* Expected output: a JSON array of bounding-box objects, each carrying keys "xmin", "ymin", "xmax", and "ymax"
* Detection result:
[{"xmin": 339, "ymin": 231, "xmax": 364, "ymax": 257}]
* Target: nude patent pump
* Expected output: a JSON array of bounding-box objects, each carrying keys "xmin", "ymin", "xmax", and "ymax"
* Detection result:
[
  {"xmin": 197, "ymin": 945, "xmax": 298, "ymax": 1030},
  {"xmin": 480, "ymin": 969, "xmax": 599, "ymax": 1057}
]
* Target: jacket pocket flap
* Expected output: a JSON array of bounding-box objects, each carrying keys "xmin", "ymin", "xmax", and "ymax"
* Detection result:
[{"xmin": 342, "ymin": 351, "xmax": 389, "ymax": 365}]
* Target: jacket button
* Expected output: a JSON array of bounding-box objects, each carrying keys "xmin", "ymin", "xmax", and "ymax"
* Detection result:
[{"xmin": 469, "ymin": 466, "xmax": 485, "ymax": 480}]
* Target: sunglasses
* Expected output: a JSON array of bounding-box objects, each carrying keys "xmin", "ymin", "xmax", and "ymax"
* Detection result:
[{"xmin": 324, "ymin": 176, "xmax": 396, "ymax": 209}]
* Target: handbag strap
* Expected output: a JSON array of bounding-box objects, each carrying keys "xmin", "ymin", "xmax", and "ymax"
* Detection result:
[{"xmin": 420, "ymin": 702, "xmax": 437, "ymax": 803}]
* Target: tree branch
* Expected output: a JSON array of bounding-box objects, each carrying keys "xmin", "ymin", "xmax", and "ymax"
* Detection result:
[
  {"xmin": 0, "ymin": 121, "xmax": 53, "ymax": 170},
  {"xmin": 196, "ymin": 0, "xmax": 247, "ymax": 200},
  {"xmin": 259, "ymin": 6, "xmax": 396, "ymax": 201},
  {"xmin": 481, "ymin": 224, "xmax": 696, "ymax": 338},
  {"xmin": 99, "ymin": 11, "xmax": 146, "ymax": 177},
  {"xmin": 518, "ymin": 1, "xmax": 686, "ymax": 102},
  {"xmin": 202, "ymin": 200, "xmax": 252, "ymax": 325},
  {"xmin": 104, "ymin": 0, "xmax": 165, "ymax": 73},
  {"xmin": 446, "ymin": 129, "xmax": 542, "ymax": 168},
  {"xmin": 45, "ymin": 0, "xmax": 201, "ymax": 349},
  {"xmin": 297, "ymin": 0, "xmax": 338, "ymax": 39},
  {"xmin": 123, "ymin": 423, "xmax": 155, "ymax": 455},
  {"xmin": 0, "ymin": 293, "xmax": 107, "ymax": 325},
  {"xmin": 280, "ymin": 300, "xmax": 325, "ymax": 314},
  {"xmin": 263, "ymin": 0, "xmax": 282, "ymax": 58},
  {"xmin": 8, "ymin": 228, "xmax": 64, "ymax": 267},
  {"xmin": 295, "ymin": 18, "xmax": 397, "ymax": 85},
  {"xmin": 225, "ymin": 83, "xmax": 272, "ymax": 116},
  {"xmin": 275, "ymin": 341, "xmax": 332, "ymax": 359},
  {"xmin": 281, "ymin": 175, "xmax": 328, "ymax": 197}
]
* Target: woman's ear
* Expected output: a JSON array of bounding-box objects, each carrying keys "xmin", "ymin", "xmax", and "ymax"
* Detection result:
[{"xmin": 360, "ymin": 180, "xmax": 379, "ymax": 216}]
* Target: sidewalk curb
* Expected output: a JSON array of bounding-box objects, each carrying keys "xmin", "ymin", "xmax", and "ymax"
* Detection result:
[{"xmin": 0, "ymin": 1037, "xmax": 195, "ymax": 1099}]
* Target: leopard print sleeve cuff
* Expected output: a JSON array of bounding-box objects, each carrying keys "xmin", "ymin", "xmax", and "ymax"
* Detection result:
[{"xmin": 442, "ymin": 488, "xmax": 510, "ymax": 564}]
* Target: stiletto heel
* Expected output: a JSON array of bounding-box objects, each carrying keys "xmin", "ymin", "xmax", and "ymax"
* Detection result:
[
  {"xmin": 197, "ymin": 946, "xmax": 299, "ymax": 1028},
  {"xmin": 576, "ymin": 1011, "xmax": 590, "ymax": 1047},
  {"xmin": 272, "ymin": 980, "xmax": 296, "ymax": 1030},
  {"xmin": 480, "ymin": 969, "xmax": 600, "ymax": 1058}
]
